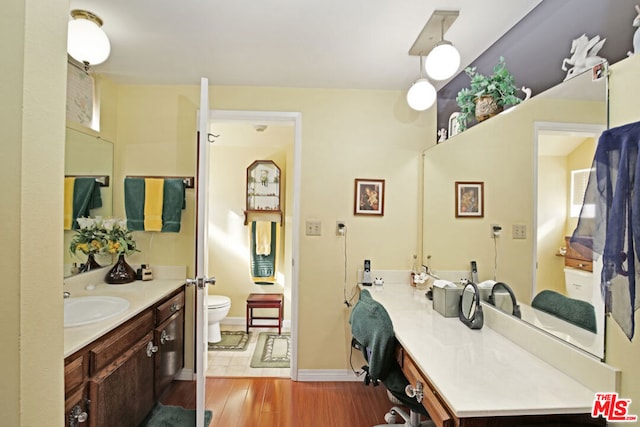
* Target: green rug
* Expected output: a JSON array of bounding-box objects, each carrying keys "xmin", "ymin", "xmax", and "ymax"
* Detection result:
[
  {"xmin": 250, "ymin": 332, "xmax": 291, "ymax": 368},
  {"xmin": 208, "ymin": 330, "xmax": 250, "ymax": 351},
  {"xmin": 141, "ymin": 402, "xmax": 212, "ymax": 427}
]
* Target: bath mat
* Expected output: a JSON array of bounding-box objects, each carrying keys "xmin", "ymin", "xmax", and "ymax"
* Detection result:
[
  {"xmin": 141, "ymin": 402, "xmax": 212, "ymax": 427},
  {"xmin": 208, "ymin": 330, "xmax": 250, "ymax": 351},
  {"xmin": 250, "ymin": 332, "xmax": 291, "ymax": 368}
]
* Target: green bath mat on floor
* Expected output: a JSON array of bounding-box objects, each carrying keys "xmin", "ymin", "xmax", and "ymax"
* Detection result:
[
  {"xmin": 250, "ymin": 332, "xmax": 291, "ymax": 368},
  {"xmin": 208, "ymin": 330, "xmax": 250, "ymax": 351},
  {"xmin": 141, "ymin": 402, "xmax": 212, "ymax": 427}
]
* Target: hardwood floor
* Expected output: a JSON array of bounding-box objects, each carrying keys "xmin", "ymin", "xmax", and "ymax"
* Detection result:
[{"xmin": 160, "ymin": 377, "xmax": 400, "ymax": 427}]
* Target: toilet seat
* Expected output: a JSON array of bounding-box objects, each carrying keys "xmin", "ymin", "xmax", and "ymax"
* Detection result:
[{"xmin": 208, "ymin": 295, "xmax": 231, "ymax": 309}]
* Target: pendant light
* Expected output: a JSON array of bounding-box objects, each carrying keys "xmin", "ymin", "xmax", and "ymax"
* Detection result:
[
  {"xmin": 407, "ymin": 55, "xmax": 436, "ymax": 111},
  {"xmin": 425, "ymin": 17, "xmax": 460, "ymax": 81},
  {"xmin": 67, "ymin": 10, "xmax": 111, "ymax": 67}
]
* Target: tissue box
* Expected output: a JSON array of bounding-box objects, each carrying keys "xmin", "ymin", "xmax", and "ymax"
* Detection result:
[{"xmin": 433, "ymin": 284, "xmax": 464, "ymax": 317}]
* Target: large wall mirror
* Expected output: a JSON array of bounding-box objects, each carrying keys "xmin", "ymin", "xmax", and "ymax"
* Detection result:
[
  {"xmin": 423, "ymin": 68, "xmax": 607, "ymax": 359},
  {"xmin": 63, "ymin": 125, "xmax": 114, "ymax": 277}
]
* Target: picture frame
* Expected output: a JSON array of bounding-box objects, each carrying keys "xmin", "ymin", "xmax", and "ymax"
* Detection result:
[
  {"xmin": 354, "ymin": 179, "xmax": 385, "ymax": 216},
  {"xmin": 455, "ymin": 181, "xmax": 484, "ymax": 218}
]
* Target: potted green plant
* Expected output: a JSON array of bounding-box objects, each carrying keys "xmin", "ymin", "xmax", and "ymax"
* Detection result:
[{"xmin": 455, "ymin": 56, "xmax": 522, "ymax": 131}]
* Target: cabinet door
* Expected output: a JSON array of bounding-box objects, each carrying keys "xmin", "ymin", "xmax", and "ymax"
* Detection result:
[
  {"xmin": 155, "ymin": 310, "xmax": 185, "ymax": 399},
  {"xmin": 89, "ymin": 331, "xmax": 155, "ymax": 427}
]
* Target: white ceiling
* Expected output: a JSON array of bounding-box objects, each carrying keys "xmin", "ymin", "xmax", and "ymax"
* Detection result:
[{"xmin": 70, "ymin": 0, "xmax": 541, "ymax": 90}]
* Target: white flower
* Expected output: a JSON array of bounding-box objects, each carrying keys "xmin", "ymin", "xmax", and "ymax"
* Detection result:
[
  {"xmin": 102, "ymin": 218, "xmax": 117, "ymax": 231},
  {"xmin": 76, "ymin": 217, "xmax": 95, "ymax": 229}
]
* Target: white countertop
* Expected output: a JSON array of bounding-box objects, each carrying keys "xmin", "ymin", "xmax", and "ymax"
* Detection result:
[
  {"xmin": 64, "ymin": 267, "xmax": 186, "ymax": 358},
  {"xmin": 365, "ymin": 283, "xmax": 598, "ymax": 418}
]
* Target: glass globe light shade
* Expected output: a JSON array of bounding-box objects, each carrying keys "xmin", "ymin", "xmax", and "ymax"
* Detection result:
[
  {"xmin": 67, "ymin": 16, "xmax": 111, "ymax": 65},
  {"xmin": 425, "ymin": 42, "xmax": 460, "ymax": 81},
  {"xmin": 406, "ymin": 78, "xmax": 436, "ymax": 111}
]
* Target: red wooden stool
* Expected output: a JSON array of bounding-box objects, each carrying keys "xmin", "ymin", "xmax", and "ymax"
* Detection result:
[{"xmin": 246, "ymin": 293, "xmax": 284, "ymax": 334}]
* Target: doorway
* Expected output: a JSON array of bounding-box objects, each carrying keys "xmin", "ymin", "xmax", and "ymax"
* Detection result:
[{"xmin": 204, "ymin": 110, "xmax": 301, "ymax": 379}]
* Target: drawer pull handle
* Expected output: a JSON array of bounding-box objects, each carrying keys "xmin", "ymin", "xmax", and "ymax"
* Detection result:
[
  {"xmin": 69, "ymin": 405, "xmax": 88, "ymax": 426},
  {"xmin": 160, "ymin": 329, "xmax": 173, "ymax": 345},
  {"xmin": 146, "ymin": 341, "xmax": 159, "ymax": 357},
  {"xmin": 405, "ymin": 381, "xmax": 424, "ymax": 403},
  {"xmin": 170, "ymin": 303, "xmax": 181, "ymax": 313}
]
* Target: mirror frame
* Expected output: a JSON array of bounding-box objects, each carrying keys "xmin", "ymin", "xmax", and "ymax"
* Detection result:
[{"xmin": 459, "ymin": 282, "xmax": 484, "ymax": 329}]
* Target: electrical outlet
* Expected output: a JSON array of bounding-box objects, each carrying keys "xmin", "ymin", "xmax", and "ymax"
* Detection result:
[
  {"xmin": 491, "ymin": 224, "xmax": 502, "ymax": 237},
  {"xmin": 513, "ymin": 224, "xmax": 527, "ymax": 239},
  {"xmin": 336, "ymin": 220, "xmax": 346, "ymax": 236},
  {"xmin": 305, "ymin": 220, "xmax": 321, "ymax": 236}
]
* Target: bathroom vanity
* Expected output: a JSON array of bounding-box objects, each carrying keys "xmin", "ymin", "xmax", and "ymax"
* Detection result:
[
  {"xmin": 63, "ymin": 268, "xmax": 186, "ymax": 427},
  {"xmin": 364, "ymin": 281, "xmax": 617, "ymax": 427}
]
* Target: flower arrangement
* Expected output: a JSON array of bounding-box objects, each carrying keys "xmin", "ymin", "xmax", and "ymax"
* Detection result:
[
  {"xmin": 455, "ymin": 56, "xmax": 522, "ymax": 131},
  {"xmin": 70, "ymin": 217, "xmax": 138, "ymax": 257}
]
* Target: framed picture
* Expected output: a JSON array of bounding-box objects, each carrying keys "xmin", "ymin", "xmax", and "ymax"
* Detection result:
[
  {"xmin": 354, "ymin": 179, "xmax": 385, "ymax": 216},
  {"xmin": 455, "ymin": 181, "xmax": 484, "ymax": 218}
]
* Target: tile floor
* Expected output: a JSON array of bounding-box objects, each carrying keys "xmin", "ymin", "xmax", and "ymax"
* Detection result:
[{"xmin": 206, "ymin": 324, "xmax": 291, "ymax": 378}]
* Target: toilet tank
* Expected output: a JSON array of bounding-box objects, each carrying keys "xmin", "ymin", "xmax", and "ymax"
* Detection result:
[{"xmin": 563, "ymin": 267, "xmax": 594, "ymax": 302}]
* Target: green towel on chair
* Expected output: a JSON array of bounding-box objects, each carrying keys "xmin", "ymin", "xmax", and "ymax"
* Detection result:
[
  {"xmin": 532, "ymin": 290, "xmax": 597, "ymax": 333},
  {"xmin": 72, "ymin": 177, "xmax": 102, "ymax": 229}
]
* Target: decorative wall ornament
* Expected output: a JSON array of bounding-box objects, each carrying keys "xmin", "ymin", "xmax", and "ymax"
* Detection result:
[
  {"xmin": 437, "ymin": 128, "xmax": 447, "ymax": 142},
  {"xmin": 448, "ymin": 112, "xmax": 461, "ymax": 138},
  {"xmin": 629, "ymin": 5, "xmax": 640, "ymax": 56},
  {"xmin": 561, "ymin": 34, "xmax": 607, "ymax": 81},
  {"xmin": 520, "ymin": 86, "xmax": 532, "ymax": 101}
]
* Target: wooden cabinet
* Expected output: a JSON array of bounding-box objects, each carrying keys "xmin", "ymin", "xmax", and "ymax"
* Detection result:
[
  {"xmin": 154, "ymin": 290, "xmax": 185, "ymax": 398},
  {"xmin": 63, "ymin": 287, "xmax": 186, "ymax": 427},
  {"xmin": 564, "ymin": 236, "xmax": 593, "ymax": 272},
  {"xmin": 244, "ymin": 160, "xmax": 283, "ymax": 225}
]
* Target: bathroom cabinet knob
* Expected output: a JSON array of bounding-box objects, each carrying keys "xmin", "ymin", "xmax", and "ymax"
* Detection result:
[
  {"xmin": 146, "ymin": 341, "xmax": 159, "ymax": 357},
  {"xmin": 170, "ymin": 302, "xmax": 182, "ymax": 313},
  {"xmin": 69, "ymin": 404, "xmax": 88, "ymax": 426},
  {"xmin": 405, "ymin": 381, "xmax": 424, "ymax": 403},
  {"xmin": 160, "ymin": 329, "xmax": 173, "ymax": 345}
]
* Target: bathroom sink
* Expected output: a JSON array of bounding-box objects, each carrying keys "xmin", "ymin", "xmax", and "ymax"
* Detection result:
[{"xmin": 64, "ymin": 296, "xmax": 130, "ymax": 328}]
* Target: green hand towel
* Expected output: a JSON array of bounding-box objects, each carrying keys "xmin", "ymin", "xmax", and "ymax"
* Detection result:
[
  {"xmin": 125, "ymin": 177, "xmax": 145, "ymax": 231},
  {"xmin": 532, "ymin": 290, "xmax": 597, "ymax": 333},
  {"xmin": 161, "ymin": 178, "xmax": 186, "ymax": 232},
  {"xmin": 72, "ymin": 177, "xmax": 103, "ymax": 229}
]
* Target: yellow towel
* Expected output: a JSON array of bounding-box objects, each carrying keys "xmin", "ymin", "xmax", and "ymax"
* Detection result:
[
  {"xmin": 255, "ymin": 221, "xmax": 272, "ymax": 256},
  {"xmin": 63, "ymin": 177, "xmax": 75, "ymax": 230},
  {"xmin": 144, "ymin": 178, "xmax": 164, "ymax": 231}
]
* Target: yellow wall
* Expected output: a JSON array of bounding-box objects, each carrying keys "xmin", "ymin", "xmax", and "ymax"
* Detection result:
[
  {"xmin": 1, "ymin": 0, "xmax": 67, "ymax": 425},
  {"xmin": 605, "ymin": 54, "xmax": 640, "ymax": 424},
  {"xmin": 209, "ymin": 124, "xmax": 294, "ymax": 319},
  {"xmin": 113, "ymin": 84, "xmax": 433, "ymax": 371}
]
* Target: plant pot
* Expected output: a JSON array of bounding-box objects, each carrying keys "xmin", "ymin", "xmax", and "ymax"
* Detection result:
[
  {"xmin": 475, "ymin": 95, "xmax": 503, "ymax": 122},
  {"xmin": 79, "ymin": 253, "xmax": 102, "ymax": 273},
  {"xmin": 105, "ymin": 254, "xmax": 136, "ymax": 284}
]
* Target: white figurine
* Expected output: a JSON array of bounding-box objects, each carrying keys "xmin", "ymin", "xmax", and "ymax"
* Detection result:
[
  {"xmin": 561, "ymin": 34, "xmax": 607, "ymax": 81},
  {"xmin": 520, "ymin": 86, "xmax": 532, "ymax": 101},
  {"xmin": 628, "ymin": 5, "xmax": 640, "ymax": 56},
  {"xmin": 437, "ymin": 128, "xmax": 447, "ymax": 142}
]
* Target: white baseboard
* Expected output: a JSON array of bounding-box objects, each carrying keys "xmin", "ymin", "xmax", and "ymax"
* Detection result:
[
  {"xmin": 222, "ymin": 316, "xmax": 291, "ymax": 329},
  {"xmin": 296, "ymin": 369, "xmax": 362, "ymax": 382},
  {"xmin": 174, "ymin": 368, "xmax": 194, "ymax": 381}
]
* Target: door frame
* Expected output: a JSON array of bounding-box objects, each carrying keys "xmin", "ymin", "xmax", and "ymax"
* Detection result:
[{"xmin": 209, "ymin": 109, "xmax": 302, "ymax": 380}]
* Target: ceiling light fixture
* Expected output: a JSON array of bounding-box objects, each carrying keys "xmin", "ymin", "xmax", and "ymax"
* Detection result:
[
  {"xmin": 67, "ymin": 9, "xmax": 111, "ymax": 68},
  {"xmin": 424, "ymin": 17, "xmax": 460, "ymax": 81},
  {"xmin": 406, "ymin": 56, "xmax": 436, "ymax": 111}
]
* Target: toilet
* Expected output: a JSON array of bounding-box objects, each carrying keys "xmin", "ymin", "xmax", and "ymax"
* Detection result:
[
  {"xmin": 207, "ymin": 295, "xmax": 231, "ymax": 343},
  {"xmin": 563, "ymin": 267, "xmax": 594, "ymax": 302}
]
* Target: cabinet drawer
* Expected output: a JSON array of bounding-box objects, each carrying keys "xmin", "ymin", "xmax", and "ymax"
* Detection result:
[
  {"xmin": 156, "ymin": 288, "xmax": 185, "ymax": 325},
  {"xmin": 89, "ymin": 310, "xmax": 154, "ymax": 374},
  {"xmin": 64, "ymin": 353, "xmax": 86, "ymax": 396},
  {"xmin": 402, "ymin": 351, "xmax": 454, "ymax": 427},
  {"xmin": 564, "ymin": 257, "xmax": 593, "ymax": 272}
]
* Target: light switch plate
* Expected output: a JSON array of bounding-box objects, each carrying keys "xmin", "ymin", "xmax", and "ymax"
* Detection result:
[
  {"xmin": 306, "ymin": 220, "xmax": 321, "ymax": 236},
  {"xmin": 513, "ymin": 224, "xmax": 527, "ymax": 239}
]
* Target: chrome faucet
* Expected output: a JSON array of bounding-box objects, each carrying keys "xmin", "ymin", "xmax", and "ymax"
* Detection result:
[{"xmin": 64, "ymin": 291, "xmax": 71, "ymax": 299}]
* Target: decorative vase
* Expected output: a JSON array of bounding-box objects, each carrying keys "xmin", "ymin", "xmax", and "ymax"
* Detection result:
[
  {"xmin": 79, "ymin": 253, "xmax": 102, "ymax": 273},
  {"xmin": 475, "ymin": 95, "xmax": 503, "ymax": 122},
  {"xmin": 105, "ymin": 254, "xmax": 137, "ymax": 284}
]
